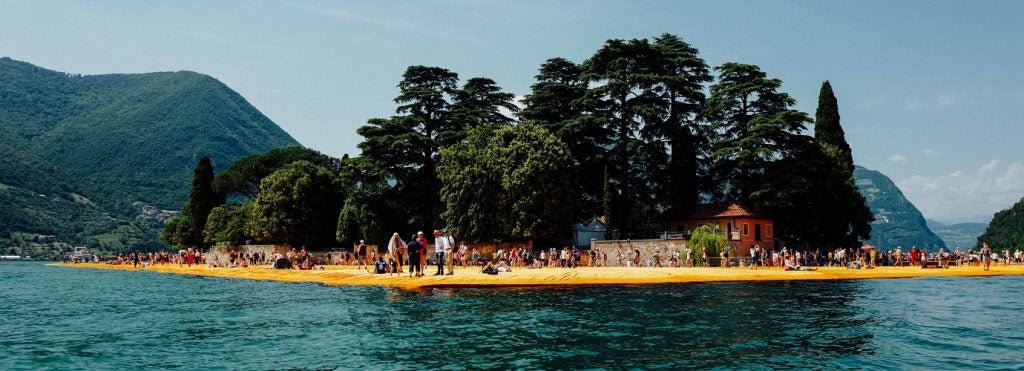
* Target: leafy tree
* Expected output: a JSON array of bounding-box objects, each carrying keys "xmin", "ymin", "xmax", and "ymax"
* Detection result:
[
  {"xmin": 213, "ymin": 147, "xmax": 342, "ymax": 200},
  {"xmin": 183, "ymin": 157, "xmax": 220, "ymax": 248},
  {"xmin": 977, "ymin": 197, "xmax": 1024, "ymax": 250},
  {"xmin": 356, "ymin": 66, "xmax": 458, "ymax": 230},
  {"xmin": 248, "ymin": 161, "xmax": 343, "ymax": 247},
  {"xmin": 437, "ymin": 127, "xmax": 503, "ymax": 241},
  {"xmin": 438, "ymin": 122, "xmax": 578, "ymax": 241},
  {"xmin": 521, "ymin": 57, "xmax": 607, "ymax": 218},
  {"xmin": 334, "ymin": 156, "xmax": 403, "ymax": 247},
  {"xmin": 204, "ymin": 203, "xmax": 252, "ymax": 246},
  {"xmin": 161, "ymin": 215, "xmax": 192, "ymax": 248},
  {"xmin": 688, "ymin": 224, "xmax": 727, "ymax": 266},
  {"xmin": 356, "ymin": 66, "xmax": 519, "ymax": 232},
  {"xmin": 493, "ymin": 122, "xmax": 579, "ymax": 240}
]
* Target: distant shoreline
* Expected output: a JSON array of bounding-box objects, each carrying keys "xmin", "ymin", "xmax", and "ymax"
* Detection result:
[{"xmin": 53, "ymin": 263, "xmax": 1024, "ymax": 289}]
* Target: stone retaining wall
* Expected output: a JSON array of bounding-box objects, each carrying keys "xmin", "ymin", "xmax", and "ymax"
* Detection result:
[{"xmin": 592, "ymin": 239, "xmax": 689, "ymax": 267}]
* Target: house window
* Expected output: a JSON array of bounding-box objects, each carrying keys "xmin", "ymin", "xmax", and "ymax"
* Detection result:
[
  {"xmin": 766, "ymin": 224, "xmax": 773, "ymax": 238},
  {"xmin": 742, "ymin": 223, "xmax": 749, "ymax": 236}
]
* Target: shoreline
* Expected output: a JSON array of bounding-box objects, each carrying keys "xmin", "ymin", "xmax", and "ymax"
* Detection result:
[{"xmin": 52, "ymin": 263, "xmax": 1024, "ymax": 289}]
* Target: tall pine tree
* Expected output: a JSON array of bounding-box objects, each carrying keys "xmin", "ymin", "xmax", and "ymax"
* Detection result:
[
  {"xmin": 650, "ymin": 34, "xmax": 711, "ymax": 215},
  {"xmin": 521, "ymin": 57, "xmax": 607, "ymax": 218}
]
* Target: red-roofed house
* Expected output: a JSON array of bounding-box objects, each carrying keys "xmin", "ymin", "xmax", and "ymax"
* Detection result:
[{"xmin": 668, "ymin": 202, "xmax": 776, "ymax": 256}]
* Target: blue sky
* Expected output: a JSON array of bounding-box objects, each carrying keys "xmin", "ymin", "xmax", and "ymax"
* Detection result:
[{"xmin": 2, "ymin": 0, "xmax": 1022, "ymax": 223}]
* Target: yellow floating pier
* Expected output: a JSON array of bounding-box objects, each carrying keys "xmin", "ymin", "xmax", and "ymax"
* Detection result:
[{"xmin": 55, "ymin": 263, "xmax": 1024, "ymax": 289}]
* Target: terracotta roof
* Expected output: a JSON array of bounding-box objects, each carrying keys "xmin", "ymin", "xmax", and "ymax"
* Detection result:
[{"xmin": 676, "ymin": 202, "xmax": 766, "ymax": 220}]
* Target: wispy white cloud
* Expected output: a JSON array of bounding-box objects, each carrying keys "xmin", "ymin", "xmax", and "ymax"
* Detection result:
[
  {"xmin": 904, "ymin": 88, "xmax": 992, "ymax": 111},
  {"xmin": 978, "ymin": 159, "xmax": 1000, "ymax": 176},
  {"xmin": 921, "ymin": 148, "xmax": 940, "ymax": 158},
  {"xmin": 898, "ymin": 160, "xmax": 1024, "ymax": 221},
  {"xmin": 287, "ymin": 1, "xmax": 480, "ymax": 44},
  {"xmin": 889, "ymin": 153, "xmax": 908, "ymax": 164}
]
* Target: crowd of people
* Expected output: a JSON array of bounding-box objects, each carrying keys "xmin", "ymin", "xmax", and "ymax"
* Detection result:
[{"xmin": 76, "ymin": 234, "xmax": 1023, "ymax": 276}]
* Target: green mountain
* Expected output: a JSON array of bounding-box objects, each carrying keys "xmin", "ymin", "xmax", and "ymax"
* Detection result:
[
  {"xmin": 926, "ymin": 219, "xmax": 988, "ymax": 249},
  {"xmin": 0, "ymin": 57, "xmax": 300, "ymax": 257},
  {"xmin": 854, "ymin": 165, "xmax": 946, "ymax": 251}
]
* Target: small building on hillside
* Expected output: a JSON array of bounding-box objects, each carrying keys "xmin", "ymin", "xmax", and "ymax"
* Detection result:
[{"xmin": 667, "ymin": 202, "xmax": 777, "ymax": 256}]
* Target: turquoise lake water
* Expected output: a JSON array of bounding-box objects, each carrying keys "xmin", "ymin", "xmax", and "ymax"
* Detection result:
[{"xmin": 2, "ymin": 261, "xmax": 1023, "ymax": 369}]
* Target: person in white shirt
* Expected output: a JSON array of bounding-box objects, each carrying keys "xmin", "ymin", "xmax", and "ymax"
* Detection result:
[
  {"xmin": 444, "ymin": 231, "xmax": 455, "ymax": 275},
  {"xmin": 433, "ymin": 230, "xmax": 446, "ymax": 276}
]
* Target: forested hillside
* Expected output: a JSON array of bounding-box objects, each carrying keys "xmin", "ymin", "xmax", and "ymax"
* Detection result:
[
  {"xmin": 0, "ymin": 57, "xmax": 300, "ymax": 257},
  {"xmin": 855, "ymin": 166, "xmax": 946, "ymax": 251}
]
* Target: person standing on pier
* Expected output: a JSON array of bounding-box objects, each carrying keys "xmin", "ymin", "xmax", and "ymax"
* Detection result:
[
  {"xmin": 444, "ymin": 231, "xmax": 455, "ymax": 275},
  {"xmin": 981, "ymin": 242, "xmax": 992, "ymax": 271},
  {"xmin": 434, "ymin": 230, "xmax": 447, "ymax": 275},
  {"xmin": 407, "ymin": 234, "xmax": 423, "ymax": 277}
]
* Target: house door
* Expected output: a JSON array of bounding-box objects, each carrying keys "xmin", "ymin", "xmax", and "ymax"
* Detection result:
[{"xmin": 755, "ymin": 224, "xmax": 762, "ymax": 241}]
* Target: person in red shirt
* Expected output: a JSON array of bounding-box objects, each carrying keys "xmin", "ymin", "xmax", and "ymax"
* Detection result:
[{"xmin": 416, "ymin": 231, "xmax": 429, "ymax": 274}]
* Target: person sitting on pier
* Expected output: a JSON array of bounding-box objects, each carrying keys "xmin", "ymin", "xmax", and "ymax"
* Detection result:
[
  {"xmin": 784, "ymin": 255, "xmax": 816, "ymax": 271},
  {"xmin": 481, "ymin": 261, "xmax": 499, "ymax": 275}
]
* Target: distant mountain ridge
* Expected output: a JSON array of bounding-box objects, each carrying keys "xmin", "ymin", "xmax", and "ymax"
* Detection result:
[
  {"xmin": 926, "ymin": 219, "xmax": 987, "ymax": 249},
  {"xmin": 854, "ymin": 165, "xmax": 946, "ymax": 251},
  {"xmin": 0, "ymin": 57, "xmax": 300, "ymax": 256}
]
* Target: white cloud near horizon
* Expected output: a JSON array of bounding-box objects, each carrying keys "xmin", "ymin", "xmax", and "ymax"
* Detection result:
[
  {"xmin": 898, "ymin": 160, "xmax": 1024, "ymax": 222},
  {"xmin": 889, "ymin": 153, "xmax": 908, "ymax": 164},
  {"xmin": 921, "ymin": 148, "xmax": 940, "ymax": 158}
]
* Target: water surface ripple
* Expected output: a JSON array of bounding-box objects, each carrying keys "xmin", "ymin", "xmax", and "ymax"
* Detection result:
[{"xmin": 2, "ymin": 262, "xmax": 1023, "ymax": 369}]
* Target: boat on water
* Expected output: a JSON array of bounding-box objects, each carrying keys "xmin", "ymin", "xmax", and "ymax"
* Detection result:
[
  {"xmin": 64, "ymin": 247, "xmax": 96, "ymax": 262},
  {"xmin": 0, "ymin": 255, "xmax": 21, "ymax": 261}
]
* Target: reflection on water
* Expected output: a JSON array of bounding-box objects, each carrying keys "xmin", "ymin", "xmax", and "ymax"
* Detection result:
[{"xmin": 1, "ymin": 262, "xmax": 1023, "ymax": 369}]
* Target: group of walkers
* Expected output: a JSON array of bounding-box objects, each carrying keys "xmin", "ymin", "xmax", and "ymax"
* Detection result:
[
  {"xmin": 353, "ymin": 230, "xmax": 468, "ymax": 278},
  {"xmin": 84, "ymin": 235, "xmax": 1024, "ymax": 275},
  {"xmin": 742, "ymin": 243, "xmax": 1022, "ymax": 271}
]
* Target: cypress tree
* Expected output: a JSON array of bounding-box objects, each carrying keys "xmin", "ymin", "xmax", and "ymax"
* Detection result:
[
  {"xmin": 184, "ymin": 156, "xmax": 219, "ymax": 248},
  {"xmin": 812, "ymin": 81, "xmax": 874, "ymax": 246},
  {"xmin": 814, "ymin": 81, "xmax": 854, "ymax": 178}
]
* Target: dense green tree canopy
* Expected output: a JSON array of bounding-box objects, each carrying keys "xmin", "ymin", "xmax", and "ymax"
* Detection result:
[
  {"xmin": 213, "ymin": 147, "xmax": 341, "ymax": 200},
  {"xmin": 451, "ymin": 77, "xmax": 518, "ymax": 128},
  {"xmin": 356, "ymin": 66, "xmax": 518, "ymax": 232},
  {"xmin": 203, "ymin": 203, "xmax": 252, "ymax": 246},
  {"xmin": 977, "ymin": 197, "xmax": 1024, "ymax": 250},
  {"xmin": 706, "ymin": 63, "xmax": 811, "ymax": 202},
  {"xmin": 520, "ymin": 57, "xmax": 606, "ymax": 219},
  {"xmin": 247, "ymin": 161, "xmax": 344, "ymax": 247},
  {"xmin": 439, "ymin": 123, "xmax": 577, "ymax": 241},
  {"xmin": 161, "ymin": 215, "xmax": 192, "ymax": 248}
]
